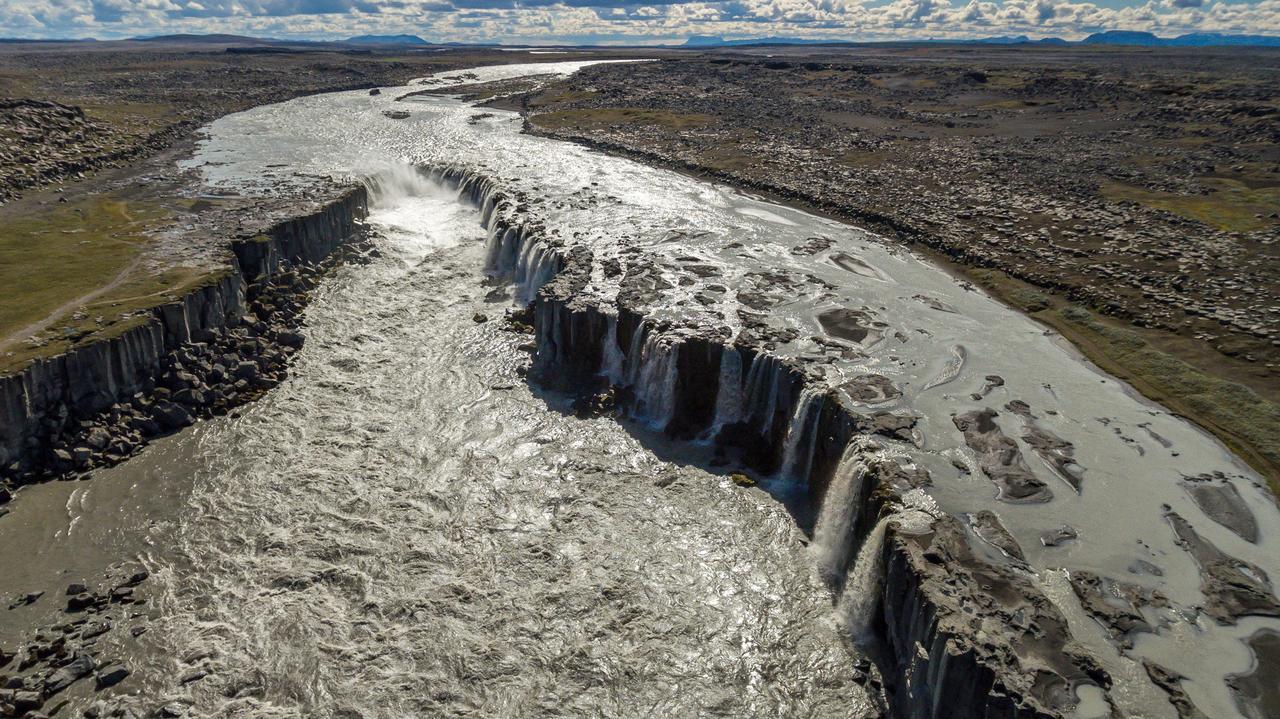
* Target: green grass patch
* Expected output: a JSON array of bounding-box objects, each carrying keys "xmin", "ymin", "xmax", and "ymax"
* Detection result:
[
  {"xmin": 0, "ymin": 197, "xmax": 160, "ymax": 337},
  {"xmin": 530, "ymin": 89, "xmax": 600, "ymax": 107},
  {"xmin": 1102, "ymin": 178, "xmax": 1280, "ymax": 233},
  {"xmin": 531, "ymin": 107, "xmax": 715, "ymax": 131}
]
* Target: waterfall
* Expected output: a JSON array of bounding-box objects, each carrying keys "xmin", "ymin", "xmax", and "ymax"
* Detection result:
[
  {"xmin": 761, "ymin": 362, "xmax": 781, "ymax": 437},
  {"xmin": 836, "ymin": 514, "xmax": 892, "ymax": 644},
  {"xmin": 708, "ymin": 346, "xmax": 744, "ymax": 434},
  {"xmin": 778, "ymin": 389, "xmax": 821, "ymax": 481},
  {"xmin": 811, "ymin": 450, "xmax": 870, "ymax": 586},
  {"xmin": 742, "ymin": 353, "xmax": 772, "ymax": 428},
  {"xmin": 359, "ymin": 162, "xmax": 441, "ymax": 209},
  {"xmin": 514, "ymin": 242, "xmax": 557, "ymax": 304},
  {"xmin": 631, "ymin": 332, "xmax": 678, "ymax": 429},
  {"xmin": 625, "ymin": 325, "xmax": 648, "ymax": 387},
  {"xmin": 600, "ymin": 315, "xmax": 626, "ymax": 385}
]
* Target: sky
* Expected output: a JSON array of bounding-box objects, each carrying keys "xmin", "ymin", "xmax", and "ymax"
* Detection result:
[{"xmin": 0, "ymin": 0, "xmax": 1277, "ymax": 44}]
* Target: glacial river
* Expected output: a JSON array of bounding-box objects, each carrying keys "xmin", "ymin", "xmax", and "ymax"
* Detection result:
[{"xmin": 1, "ymin": 60, "xmax": 1276, "ymax": 718}]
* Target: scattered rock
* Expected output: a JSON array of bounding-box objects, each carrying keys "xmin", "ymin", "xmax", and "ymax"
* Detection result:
[
  {"xmin": 94, "ymin": 664, "xmax": 130, "ymax": 690},
  {"xmin": 1041, "ymin": 525, "xmax": 1078, "ymax": 547}
]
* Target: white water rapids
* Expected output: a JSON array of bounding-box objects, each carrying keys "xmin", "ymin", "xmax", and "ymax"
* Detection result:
[{"xmin": 0, "ymin": 59, "xmax": 1277, "ymax": 719}]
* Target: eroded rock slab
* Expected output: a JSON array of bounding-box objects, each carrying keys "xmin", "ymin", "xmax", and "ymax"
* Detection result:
[
  {"xmin": 952, "ymin": 408, "xmax": 1053, "ymax": 503},
  {"xmin": 1227, "ymin": 629, "xmax": 1280, "ymax": 719},
  {"xmin": 1182, "ymin": 475, "xmax": 1259, "ymax": 544},
  {"xmin": 1166, "ymin": 511, "xmax": 1280, "ymax": 624}
]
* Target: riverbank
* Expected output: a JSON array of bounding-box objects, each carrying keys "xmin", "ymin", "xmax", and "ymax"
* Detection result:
[
  {"xmin": 2, "ymin": 57, "xmax": 1276, "ymax": 719},
  {"xmin": 490, "ymin": 49, "xmax": 1280, "ymax": 489}
]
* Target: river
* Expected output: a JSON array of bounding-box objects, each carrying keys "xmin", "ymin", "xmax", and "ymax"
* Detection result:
[{"xmin": 0, "ymin": 59, "xmax": 1276, "ymax": 719}]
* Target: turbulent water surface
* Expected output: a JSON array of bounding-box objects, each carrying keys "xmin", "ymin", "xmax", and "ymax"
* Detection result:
[{"xmin": 1, "ymin": 60, "xmax": 1277, "ymax": 719}]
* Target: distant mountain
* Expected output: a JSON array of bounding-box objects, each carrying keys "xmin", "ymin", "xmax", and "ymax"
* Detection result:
[
  {"xmin": 968, "ymin": 35, "xmax": 1031, "ymax": 44},
  {"xmin": 683, "ymin": 35, "xmax": 832, "ymax": 47},
  {"xmin": 347, "ymin": 34, "xmax": 429, "ymax": 45},
  {"xmin": 1083, "ymin": 30, "xmax": 1280, "ymax": 47},
  {"xmin": 683, "ymin": 35, "xmax": 727, "ymax": 47},
  {"xmin": 1169, "ymin": 32, "xmax": 1280, "ymax": 47},
  {"xmin": 1082, "ymin": 30, "xmax": 1164, "ymax": 45},
  {"xmin": 131, "ymin": 33, "xmax": 278, "ymax": 44}
]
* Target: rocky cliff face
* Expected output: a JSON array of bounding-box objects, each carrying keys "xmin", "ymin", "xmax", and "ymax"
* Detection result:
[
  {"xmin": 434, "ymin": 165, "xmax": 1109, "ymax": 719},
  {"xmin": 0, "ymin": 187, "xmax": 367, "ymax": 487}
]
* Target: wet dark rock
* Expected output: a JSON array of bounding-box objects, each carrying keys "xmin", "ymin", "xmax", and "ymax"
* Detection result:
[
  {"xmin": 1166, "ymin": 511, "xmax": 1280, "ymax": 623},
  {"xmin": 1020, "ymin": 425, "xmax": 1084, "ymax": 493},
  {"xmin": 44, "ymin": 652, "xmax": 95, "ymax": 695},
  {"xmin": 1227, "ymin": 629, "xmax": 1280, "ymax": 719},
  {"xmin": 789, "ymin": 236, "xmax": 834, "ymax": 256},
  {"xmin": 151, "ymin": 402, "xmax": 193, "ymax": 431},
  {"xmin": 9, "ymin": 591, "xmax": 43, "ymax": 609},
  {"xmin": 79, "ymin": 620, "xmax": 110, "ymax": 640},
  {"xmin": 1182, "ymin": 476, "xmax": 1258, "ymax": 544},
  {"xmin": 965, "ymin": 510, "xmax": 1026, "ymax": 563},
  {"xmin": 119, "ymin": 571, "xmax": 149, "ymax": 588},
  {"xmin": 1069, "ymin": 571, "xmax": 1166, "ymax": 648},
  {"xmin": 94, "ymin": 665, "xmax": 129, "ymax": 690},
  {"xmin": 817, "ymin": 307, "xmax": 876, "ymax": 344},
  {"xmin": 839, "ymin": 374, "xmax": 901, "ymax": 404},
  {"xmin": 382, "ymin": 110, "xmax": 410, "ymax": 120},
  {"xmin": 10, "ymin": 690, "xmax": 42, "ymax": 712},
  {"xmin": 861, "ymin": 411, "xmax": 917, "ymax": 443},
  {"xmin": 952, "ymin": 408, "xmax": 1052, "ymax": 503},
  {"xmin": 1040, "ymin": 525, "xmax": 1078, "ymax": 547},
  {"xmin": 1143, "ymin": 661, "xmax": 1208, "ymax": 719},
  {"xmin": 275, "ymin": 330, "xmax": 305, "ymax": 348}
]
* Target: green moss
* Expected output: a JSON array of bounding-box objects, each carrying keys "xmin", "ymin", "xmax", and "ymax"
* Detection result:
[
  {"xmin": 1056, "ymin": 305, "xmax": 1280, "ymax": 489},
  {"xmin": 1102, "ymin": 179, "xmax": 1280, "ymax": 233}
]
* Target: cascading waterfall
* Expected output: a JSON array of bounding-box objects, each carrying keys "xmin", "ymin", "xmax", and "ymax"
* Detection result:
[
  {"xmin": 360, "ymin": 162, "xmax": 443, "ymax": 209},
  {"xmin": 741, "ymin": 353, "xmax": 776, "ymax": 433},
  {"xmin": 600, "ymin": 314, "xmax": 626, "ymax": 385},
  {"xmin": 836, "ymin": 498, "xmax": 936, "ymax": 647},
  {"xmin": 708, "ymin": 346, "xmax": 745, "ymax": 436},
  {"xmin": 811, "ymin": 448, "xmax": 871, "ymax": 586},
  {"xmin": 513, "ymin": 241, "xmax": 557, "ymax": 304},
  {"xmin": 836, "ymin": 514, "xmax": 892, "ymax": 644},
  {"xmin": 631, "ymin": 331, "xmax": 678, "ymax": 429},
  {"xmin": 778, "ymin": 388, "xmax": 821, "ymax": 481}
]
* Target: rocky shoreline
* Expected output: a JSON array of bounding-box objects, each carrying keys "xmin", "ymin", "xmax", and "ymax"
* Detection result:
[
  {"xmin": 494, "ymin": 52, "xmax": 1280, "ymax": 487},
  {"xmin": 1, "ymin": 143, "xmax": 1271, "ymax": 716},
  {"xmin": 434, "ymin": 165, "xmax": 1115, "ymax": 718},
  {"xmin": 1, "ymin": 564, "xmax": 155, "ymax": 719},
  {"xmin": 0, "ymin": 188, "xmax": 370, "ymax": 507}
]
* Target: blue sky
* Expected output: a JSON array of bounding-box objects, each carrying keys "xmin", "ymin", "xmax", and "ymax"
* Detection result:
[{"xmin": 1, "ymin": 0, "xmax": 1276, "ymax": 43}]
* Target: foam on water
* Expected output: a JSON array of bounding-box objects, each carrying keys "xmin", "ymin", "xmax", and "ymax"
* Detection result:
[
  {"xmin": 136, "ymin": 59, "xmax": 1280, "ymax": 717},
  {"xmin": 93, "ymin": 176, "xmax": 875, "ymax": 717}
]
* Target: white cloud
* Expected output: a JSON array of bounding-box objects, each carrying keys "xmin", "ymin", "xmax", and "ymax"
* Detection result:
[{"xmin": 1, "ymin": 0, "xmax": 1278, "ymax": 42}]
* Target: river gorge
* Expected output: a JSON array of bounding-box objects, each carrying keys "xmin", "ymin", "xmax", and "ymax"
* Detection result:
[{"xmin": 0, "ymin": 60, "xmax": 1277, "ymax": 719}]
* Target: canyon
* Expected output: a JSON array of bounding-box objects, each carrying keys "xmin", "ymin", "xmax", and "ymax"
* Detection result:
[{"xmin": 0, "ymin": 58, "xmax": 1277, "ymax": 719}]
